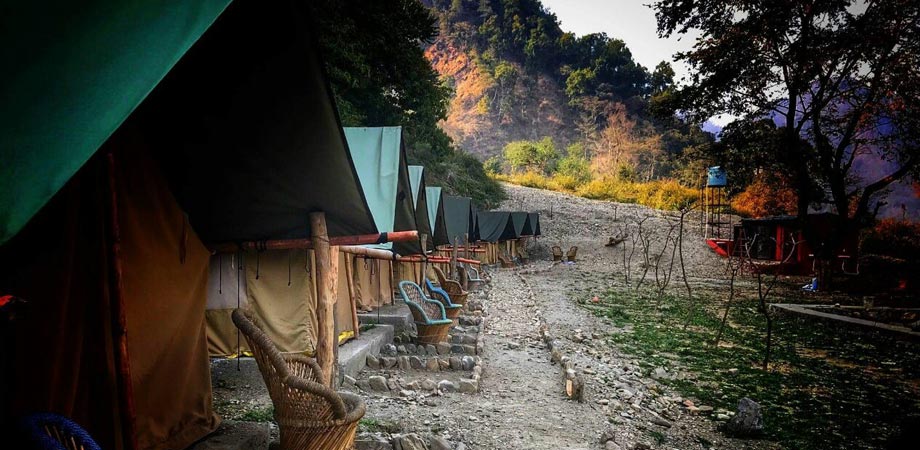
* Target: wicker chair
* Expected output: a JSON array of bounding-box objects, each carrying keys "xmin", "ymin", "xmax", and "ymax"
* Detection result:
[
  {"xmin": 498, "ymin": 254, "xmax": 515, "ymax": 268},
  {"xmin": 462, "ymin": 264, "xmax": 486, "ymax": 290},
  {"xmin": 516, "ymin": 246, "xmax": 529, "ymax": 264},
  {"xmin": 567, "ymin": 246, "xmax": 578, "ymax": 262},
  {"xmin": 15, "ymin": 413, "xmax": 101, "ymax": 450},
  {"xmin": 424, "ymin": 279, "xmax": 463, "ymax": 319},
  {"xmin": 432, "ymin": 267, "xmax": 469, "ymax": 305},
  {"xmin": 231, "ymin": 309, "xmax": 365, "ymax": 450},
  {"xmin": 398, "ymin": 281, "xmax": 453, "ymax": 344},
  {"xmin": 552, "ymin": 245, "xmax": 563, "ymax": 261}
]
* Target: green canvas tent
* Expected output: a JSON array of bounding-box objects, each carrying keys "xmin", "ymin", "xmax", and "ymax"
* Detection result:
[
  {"xmin": 511, "ymin": 212, "xmax": 535, "ymax": 237},
  {"xmin": 426, "ymin": 187, "xmax": 450, "ymax": 247},
  {"xmin": 529, "ymin": 213, "xmax": 542, "ymax": 236},
  {"xmin": 344, "ymin": 127, "xmax": 421, "ymax": 255},
  {"xmin": 1, "ymin": 2, "xmax": 378, "ymax": 450},
  {"xmin": 477, "ymin": 212, "xmax": 517, "ymax": 242},
  {"xmin": 407, "ymin": 165, "xmax": 433, "ymax": 251},
  {"xmin": 443, "ymin": 196, "xmax": 476, "ymax": 244}
]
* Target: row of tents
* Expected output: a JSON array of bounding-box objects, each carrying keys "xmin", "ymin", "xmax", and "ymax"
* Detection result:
[{"xmin": 0, "ymin": 2, "xmax": 538, "ymax": 450}]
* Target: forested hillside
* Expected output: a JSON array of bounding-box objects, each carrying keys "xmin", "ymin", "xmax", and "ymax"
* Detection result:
[{"xmin": 422, "ymin": 0, "xmax": 713, "ymax": 186}]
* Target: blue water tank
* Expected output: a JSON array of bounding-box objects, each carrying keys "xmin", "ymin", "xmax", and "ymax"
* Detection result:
[{"xmin": 707, "ymin": 166, "xmax": 727, "ymax": 187}]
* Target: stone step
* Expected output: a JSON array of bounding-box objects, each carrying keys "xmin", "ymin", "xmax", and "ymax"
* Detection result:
[
  {"xmin": 358, "ymin": 304, "xmax": 413, "ymax": 332},
  {"xmin": 337, "ymin": 323, "xmax": 395, "ymax": 383}
]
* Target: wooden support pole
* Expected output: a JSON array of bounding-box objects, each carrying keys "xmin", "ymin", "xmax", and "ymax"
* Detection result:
[
  {"xmin": 209, "ymin": 230, "xmax": 418, "ymax": 254},
  {"xmin": 343, "ymin": 254, "xmax": 359, "ymax": 338},
  {"xmin": 310, "ymin": 212, "xmax": 337, "ymax": 387},
  {"xmin": 338, "ymin": 245, "xmax": 398, "ymax": 260},
  {"xmin": 106, "ymin": 151, "xmax": 138, "ymax": 450}
]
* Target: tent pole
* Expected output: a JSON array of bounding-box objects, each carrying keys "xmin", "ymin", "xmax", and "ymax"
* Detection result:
[
  {"xmin": 310, "ymin": 212, "xmax": 337, "ymax": 387},
  {"xmin": 343, "ymin": 255, "xmax": 359, "ymax": 338},
  {"xmin": 105, "ymin": 151, "xmax": 138, "ymax": 450}
]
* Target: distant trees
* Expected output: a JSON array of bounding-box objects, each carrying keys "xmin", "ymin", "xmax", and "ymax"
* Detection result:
[
  {"xmin": 312, "ymin": 0, "xmax": 505, "ymax": 207},
  {"xmin": 655, "ymin": 0, "xmax": 920, "ymax": 277},
  {"xmin": 503, "ymin": 137, "xmax": 558, "ymax": 174}
]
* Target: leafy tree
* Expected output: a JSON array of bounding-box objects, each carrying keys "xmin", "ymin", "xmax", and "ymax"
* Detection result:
[
  {"xmin": 655, "ymin": 0, "xmax": 920, "ymax": 275},
  {"xmin": 313, "ymin": 0, "xmax": 505, "ymax": 207},
  {"xmin": 556, "ymin": 143, "xmax": 592, "ymax": 184},
  {"xmin": 503, "ymin": 137, "xmax": 558, "ymax": 174}
]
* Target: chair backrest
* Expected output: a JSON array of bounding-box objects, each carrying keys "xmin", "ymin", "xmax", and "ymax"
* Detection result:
[
  {"xmin": 552, "ymin": 245, "xmax": 562, "ymax": 255},
  {"xmin": 432, "ymin": 266, "xmax": 450, "ymax": 285},
  {"xmin": 398, "ymin": 281, "xmax": 446, "ymax": 322},
  {"xmin": 16, "ymin": 413, "xmax": 102, "ymax": 450},
  {"xmin": 568, "ymin": 246, "xmax": 578, "ymax": 255}
]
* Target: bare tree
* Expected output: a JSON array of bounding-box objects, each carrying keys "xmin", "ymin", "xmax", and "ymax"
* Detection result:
[
  {"xmin": 714, "ymin": 244, "xmax": 748, "ymax": 346},
  {"xmin": 754, "ymin": 232, "xmax": 800, "ymax": 370}
]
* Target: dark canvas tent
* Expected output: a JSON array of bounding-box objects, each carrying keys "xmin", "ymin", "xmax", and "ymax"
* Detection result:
[
  {"xmin": 344, "ymin": 126, "xmax": 419, "ymax": 309},
  {"xmin": 477, "ymin": 212, "xmax": 518, "ymax": 264},
  {"xmin": 443, "ymin": 196, "xmax": 476, "ymax": 244},
  {"xmin": 529, "ymin": 213, "xmax": 542, "ymax": 236},
  {"xmin": 511, "ymin": 212, "xmax": 535, "ymax": 237},
  {"xmin": 426, "ymin": 187, "xmax": 450, "ymax": 247},
  {"xmin": 407, "ymin": 166, "xmax": 433, "ymax": 248},
  {"xmin": 1, "ymin": 2, "xmax": 377, "ymax": 449}
]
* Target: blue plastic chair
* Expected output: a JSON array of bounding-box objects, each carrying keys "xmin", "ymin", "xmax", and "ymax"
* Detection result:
[{"xmin": 424, "ymin": 279, "xmax": 462, "ymax": 319}]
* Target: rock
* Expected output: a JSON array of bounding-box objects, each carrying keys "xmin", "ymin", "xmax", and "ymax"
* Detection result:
[
  {"xmin": 404, "ymin": 381, "xmax": 419, "ymax": 391},
  {"xmin": 455, "ymin": 444, "xmax": 467, "ymax": 450},
  {"xmin": 449, "ymin": 356, "xmax": 462, "ymax": 370},
  {"xmin": 632, "ymin": 443, "xmax": 651, "ymax": 450},
  {"xmin": 398, "ymin": 356, "xmax": 411, "ymax": 370},
  {"xmin": 420, "ymin": 379, "xmax": 437, "ymax": 391},
  {"xmin": 428, "ymin": 436, "xmax": 451, "ymax": 450},
  {"xmin": 698, "ymin": 405, "xmax": 714, "ymax": 414},
  {"xmin": 461, "ymin": 344, "xmax": 477, "ymax": 355},
  {"xmin": 438, "ymin": 358, "xmax": 450, "ymax": 370},
  {"xmin": 398, "ymin": 389, "xmax": 413, "ymax": 397},
  {"xmin": 397, "ymin": 345, "xmax": 407, "ymax": 354},
  {"xmin": 190, "ymin": 420, "xmax": 269, "ymax": 450},
  {"xmin": 605, "ymin": 442, "xmax": 622, "ymax": 450},
  {"xmin": 409, "ymin": 356, "xmax": 425, "ymax": 370},
  {"xmin": 368, "ymin": 376, "xmax": 389, "ymax": 392},
  {"xmin": 356, "ymin": 380, "xmax": 371, "ymax": 392},
  {"xmin": 460, "ymin": 356, "xmax": 476, "ymax": 371},
  {"xmin": 387, "ymin": 378, "xmax": 400, "ymax": 391},
  {"xmin": 343, "ymin": 375, "xmax": 356, "ymax": 388},
  {"xmin": 406, "ymin": 344, "xmax": 417, "ymax": 354},
  {"xmin": 725, "ymin": 398, "xmax": 764, "ymax": 437},
  {"xmin": 458, "ymin": 378, "xmax": 478, "ymax": 393},
  {"xmin": 355, "ymin": 433, "xmax": 393, "ymax": 450},
  {"xmin": 426, "ymin": 358, "xmax": 440, "ymax": 371},
  {"xmin": 649, "ymin": 416, "xmax": 672, "ymax": 428},
  {"xmin": 366, "ymin": 355, "xmax": 381, "ymax": 370},
  {"xmin": 450, "ymin": 344, "xmax": 465, "ymax": 354},
  {"xmin": 437, "ymin": 380, "xmax": 457, "ymax": 393},
  {"xmin": 381, "ymin": 357, "xmax": 398, "ymax": 369},
  {"xmin": 393, "ymin": 433, "xmax": 427, "ymax": 450},
  {"xmin": 425, "ymin": 344, "xmax": 438, "ymax": 356},
  {"xmin": 651, "ymin": 367, "xmax": 668, "ymax": 380},
  {"xmin": 382, "ymin": 344, "xmax": 397, "ymax": 356},
  {"xmin": 436, "ymin": 342, "xmax": 451, "ymax": 355}
]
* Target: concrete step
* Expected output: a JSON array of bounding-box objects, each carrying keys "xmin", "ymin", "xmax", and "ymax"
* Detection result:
[
  {"xmin": 357, "ymin": 303, "xmax": 413, "ymax": 332},
  {"xmin": 337, "ymin": 323, "xmax": 394, "ymax": 383}
]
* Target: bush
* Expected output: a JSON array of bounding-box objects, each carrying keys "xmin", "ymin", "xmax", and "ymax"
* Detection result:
[
  {"xmin": 861, "ymin": 219, "xmax": 920, "ymax": 261},
  {"xmin": 575, "ymin": 177, "xmax": 696, "ymax": 210}
]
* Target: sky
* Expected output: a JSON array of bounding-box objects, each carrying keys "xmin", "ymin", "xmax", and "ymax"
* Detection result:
[{"xmin": 541, "ymin": 0, "xmax": 735, "ymax": 127}]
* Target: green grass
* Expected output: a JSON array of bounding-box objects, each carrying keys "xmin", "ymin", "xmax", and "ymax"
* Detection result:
[
  {"xmin": 358, "ymin": 418, "xmax": 400, "ymax": 433},
  {"xmin": 240, "ymin": 406, "xmax": 274, "ymax": 423},
  {"xmin": 581, "ymin": 288, "xmax": 920, "ymax": 449}
]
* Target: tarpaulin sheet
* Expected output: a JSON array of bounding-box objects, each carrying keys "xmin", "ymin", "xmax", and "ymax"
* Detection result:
[
  {"xmin": 477, "ymin": 211, "xmax": 517, "ymax": 242},
  {"xmin": 135, "ymin": 0, "xmax": 377, "ymax": 243},
  {"xmin": 343, "ymin": 127, "xmax": 419, "ymax": 253},
  {"xmin": 407, "ymin": 166, "xmax": 432, "ymax": 251},
  {"xmin": 443, "ymin": 196, "xmax": 474, "ymax": 244},
  {"xmin": 511, "ymin": 212, "xmax": 534, "ymax": 237},
  {"xmin": 0, "ymin": 0, "xmax": 231, "ymax": 246},
  {"xmin": 426, "ymin": 187, "xmax": 450, "ymax": 246},
  {"xmin": 529, "ymin": 213, "xmax": 542, "ymax": 236}
]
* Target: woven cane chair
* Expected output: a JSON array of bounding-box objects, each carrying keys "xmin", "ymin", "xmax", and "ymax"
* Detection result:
[
  {"xmin": 552, "ymin": 245, "xmax": 563, "ymax": 261},
  {"xmin": 462, "ymin": 263, "xmax": 486, "ymax": 290},
  {"xmin": 567, "ymin": 246, "xmax": 578, "ymax": 262},
  {"xmin": 432, "ymin": 266, "xmax": 469, "ymax": 305},
  {"xmin": 424, "ymin": 279, "xmax": 463, "ymax": 319},
  {"xmin": 231, "ymin": 309, "xmax": 365, "ymax": 450},
  {"xmin": 16, "ymin": 413, "xmax": 101, "ymax": 450},
  {"xmin": 516, "ymin": 246, "xmax": 529, "ymax": 264},
  {"xmin": 398, "ymin": 281, "xmax": 452, "ymax": 344},
  {"xmin": 498, "ymin": 254, "xmax": 515, "ymax": 268}
]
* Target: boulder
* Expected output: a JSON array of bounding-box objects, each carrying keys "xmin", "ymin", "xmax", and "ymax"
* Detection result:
[
  {"xmin": 368, "ymin": 376, "xmax": 389, "ymax": 392},
  {"xmin": 724, "ymin": 397, "xmax": 764, "ymax": 437},
  {"xmin": 393, "ymin": 433, "xmax": 428, "ymax": 450}
]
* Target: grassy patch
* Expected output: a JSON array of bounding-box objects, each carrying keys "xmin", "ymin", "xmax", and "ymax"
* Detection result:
[
  {"xmin": 359, "ymin": 418, "xmax": 401, "ymax": 434},
  {"xmin": 239, "ymin": 406, "xmax": 274, "ymax": 423},
  {"xmin": 584, "ymin": 287, "xmax": 920, "ymax": 449}
]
